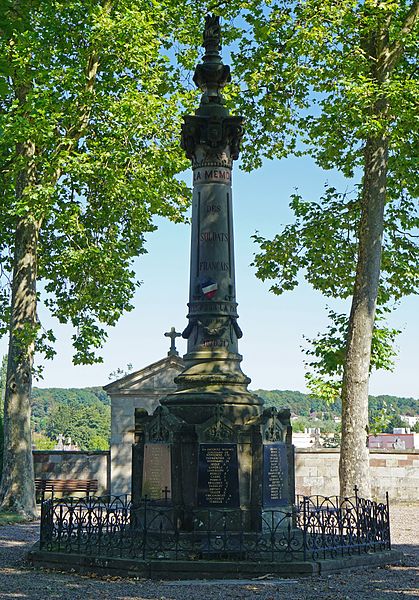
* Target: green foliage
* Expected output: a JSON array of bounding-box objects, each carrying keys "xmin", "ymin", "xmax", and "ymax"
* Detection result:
[
  {"xmin": 291, "ymin": 417, "xmax": 311, "ymax": 432},
  {"xmin": 231, "ymin": 0, "xmax": 418, "ymax": 186},
  {"xmin": 32, "ymin": 433, "xmax": 55, "ymax": 450},
  {"xmin": 368, "ymin": 394, "xmax": 419, "ymax": 416},
  {"xmin": 251, "ymin": 186, "xmax": 416, "ymax": 404},
  {"xmin": 0, "ymin": 511, "xmax": 28, "ymax": 526},
  {"xmin": 0, "ymin": 0, "xmax": 205, "ymax": 365},
  {"xmin": 255, "ymin": 387, "xmax": 418, "ymax": 429},
  {"xmin": 30, "ymin": 385, "xmax": 418, "ymax": 446},
  {"xmin": 318, "ymin": 419, "xmax": 340, "ymax": 434},
  {"xmin": 382, "ymin": 413, "xmax": 410, "ymax": 433},
  {"xmin": 252, "ymin": 188, "xmax": 419, "ymax": 305},
  {"xmin": 87, "ymin": 433, "xmax": 109, "ymax": 452},
  {"xmin": 254, "ymin": 388, "xmax": 342, "ymax": 416},
  {"xmin": 45, "ymin": 398, "xmax": 110, "ymax": 451},
  {"xmin": 228, "ymin": 2, "xmax": 419, "ymax": 412},
  {"xmin": 369, "ymin": 400, "xmax": 395, "ymax": 436},
  {"xmin": 303, "ymin": 308, "xmax": 400, "ymax": 402},
  {"xmin": 31, "ymin": 387, "xmax": 111, "ymax": 451},
  {"xmin": 252, "ymin": 189, "xmax": 360, "ymax": 299}
]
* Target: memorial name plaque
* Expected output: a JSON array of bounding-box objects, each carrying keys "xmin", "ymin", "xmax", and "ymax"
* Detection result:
[
  {"xmin": 142, "ymin": 443, "xmax": 172, "ymax": 501},
  {"xmin": 263, "ymin": 443, "xmax": 289, "ymax": 507},
  {"xmin": 197, "ymin": 444, "xmax": 240, "ymax": 507}
]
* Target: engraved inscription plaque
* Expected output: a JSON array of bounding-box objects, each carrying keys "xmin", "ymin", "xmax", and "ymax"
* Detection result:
[
  {"xmin": 263, "ymin": 443, "xmax": 289, "ymax": 507},
  {"xmin": 142, "ymin": 443, "xmax": 172, "ymax": 501},
  {"xmin": 197, "ymin": 444, "xmax": 239, "ymax": 507}
]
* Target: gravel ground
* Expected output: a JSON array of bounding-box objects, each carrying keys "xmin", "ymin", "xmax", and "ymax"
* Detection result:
[{"xmin": 0, "ymin": 504, "xmax": 417, "ymax": 600}]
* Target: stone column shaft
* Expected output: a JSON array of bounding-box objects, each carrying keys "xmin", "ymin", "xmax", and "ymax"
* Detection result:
[{"xmin": 161, "ymin": 16, "xmax": 262, "ymax": 421}]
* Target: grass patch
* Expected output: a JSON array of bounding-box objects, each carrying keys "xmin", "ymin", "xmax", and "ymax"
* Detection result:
[{"xmin": 0, "ymin": 511, "xmax": 28, "ymax": 526}]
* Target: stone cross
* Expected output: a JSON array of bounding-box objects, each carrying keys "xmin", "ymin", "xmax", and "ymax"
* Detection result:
[{"xmin": 164, "ymin": 327, "xmax": 181, "ymax": 356}]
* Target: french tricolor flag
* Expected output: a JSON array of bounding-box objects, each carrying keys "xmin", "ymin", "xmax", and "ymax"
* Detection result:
[{"xmin": 201, "ymin": 279, "xmax": 218, "ymax": 299}]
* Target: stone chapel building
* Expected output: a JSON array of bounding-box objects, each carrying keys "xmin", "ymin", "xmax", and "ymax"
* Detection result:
[{"xmin": 103, "ymin": 332, "xmax": 184, "ymax": 495}]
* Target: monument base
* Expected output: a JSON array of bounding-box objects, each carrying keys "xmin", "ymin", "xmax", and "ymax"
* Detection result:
[
  {"xmin": 28, "ymin": 546, "xmax": 403, "ymax": 580},
  {"xmin": 132, "ymin": 403, "xmax": 294, "ymax": 531}
]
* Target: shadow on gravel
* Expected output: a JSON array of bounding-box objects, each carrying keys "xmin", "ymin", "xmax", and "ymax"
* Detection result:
[{"xmin": 0, "ymin": 524, "xmax": 418, "ymax": 600}]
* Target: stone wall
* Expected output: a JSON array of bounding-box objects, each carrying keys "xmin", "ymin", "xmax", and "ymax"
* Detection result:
[
  {"xmin": 33, "ymin": 451, "xmax": 110, "ymax": 496},
  {"xmin": 32, "ymin": 448, "xmax": 419, "ymax": 503},
  {"xmin": 295, "ymin": 448, "xmax": 419, "ymax": 503}
]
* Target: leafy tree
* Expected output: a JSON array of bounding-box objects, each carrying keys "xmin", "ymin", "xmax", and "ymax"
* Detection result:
[
  {"xmin": 369, "ymin": 394, "xmax": 419, "ymax": 415},
  {"xmin": 0, "ymin": 356, "xmax": 6, "ymax": 484},
  {"xmin": 0, "ymin": 0, "xmax": 199, "ymax": 516},
  {"xmin": 28, "ymin": 384, "xmax": 418, "ymax": 450},
  {"xmin": 230, "ymin": 0, "xmax": 419, "ymax": 497},
  {"xmin": 31, "ymin": 387, "xmax": 112, "ymax": 449},
  {"xmin": 86, "ymin": 434, "xmax": 109, "ymax": 451},
  {"xmin": 369, "ymin": 400, "xmax": 396, "ymax": 435},
  {"xmin": 291, "ymin": 416, "xmax": 311, "ymax": 432},
  {"xmin": 32, "ymin": 432, "xmax": 55, "ymax": 450},
  {"xmin": 383, "ymin": 413, "xmax": 410, "ymax": 432},
  {"xmin": 45, "ymin": 400, "xmax": 110, "ymax": 450},
  {"xmin": 303, "ymin": 308, "xmax": 400, "ymax": 403}
]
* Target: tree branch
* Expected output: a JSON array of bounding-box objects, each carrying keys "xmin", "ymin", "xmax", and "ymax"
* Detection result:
[
  {"xmin": 393, "ymin": 227, "xmax": 419, "ymax": 239},
  {"xmin": 386, "ymin": 0, "xmax": 419, "ymax": 73},
  {"xmin": 51, "ymin": 0, "xmax": 112, "ymax": 183}
]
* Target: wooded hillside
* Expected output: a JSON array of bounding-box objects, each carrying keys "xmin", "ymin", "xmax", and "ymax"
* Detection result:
[
  {"xmin": 31, "ymin": 387, "xmax": 110, "ymax": 451},
  {"xmin": 27, "ymin": 386, "xmax": 418, "ymax": 452},
  {"xmin": 253, "ymin": 389, "xmax": 419, "ymax": 418}
]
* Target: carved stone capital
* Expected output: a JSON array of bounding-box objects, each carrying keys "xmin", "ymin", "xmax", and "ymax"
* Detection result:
[
  {"xmin": 181, "ymin": 115, "xmax": 244, "ymax": 163},
  {"xmin": 144, "ymin": 405, "xmax": 184, "ymax": 443},
  {"xmin": 196, "ymin": 405, "xmax": 236, "ymax": 443},
  {"xmin": 261, "ymin": 407, "xmax": 292, "ymax": 443}
]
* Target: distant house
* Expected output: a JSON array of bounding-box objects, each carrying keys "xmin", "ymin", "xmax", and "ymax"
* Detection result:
[
  {"xmin": 368, "ymin": 433, "xmax": 419, "ymax": 450},
  {"xmin": 400, "ymin": 415, "xmax": 419, "ymax": 428}
]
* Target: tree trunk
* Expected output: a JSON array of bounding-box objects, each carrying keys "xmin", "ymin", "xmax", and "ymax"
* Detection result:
[
  {"xmin": 0, "ymin": 140, "xmax": 39, "ymax": 518},
  {"xmin": 339, "ymin": 134, "xmax": 388, "ymax": 499}
]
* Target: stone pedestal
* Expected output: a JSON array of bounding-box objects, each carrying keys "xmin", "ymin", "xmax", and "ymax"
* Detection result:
[{"xmin": 133, "ymin": 404, "xmax": 294, "ymax": 530}]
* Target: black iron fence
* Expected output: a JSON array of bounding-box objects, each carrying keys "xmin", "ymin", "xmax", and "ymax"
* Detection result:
[{"xmin": 39, "ymin": 488, "xmax": 390, "ymax": 562}]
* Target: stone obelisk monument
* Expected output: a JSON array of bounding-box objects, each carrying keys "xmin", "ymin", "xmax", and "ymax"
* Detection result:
[
  {"xmin": 162, "ymin": 15, "xmax": 261, "ymax": 423},
  {"xmin": 133, "ymin": 16, "xmax": 293, "ymax": 530}
]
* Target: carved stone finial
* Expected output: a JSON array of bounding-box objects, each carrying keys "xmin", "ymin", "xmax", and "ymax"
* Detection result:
[
  {"xmin": 203, "ymin": 14, "xmax": 221, "ymax": 54},
  {"xmin": 180, "ymin": 15, "xmax": 244, "ymax": 162},
  {"xmin": 193, "ymin": 14, "xmax": 231, "ymax": 106}
]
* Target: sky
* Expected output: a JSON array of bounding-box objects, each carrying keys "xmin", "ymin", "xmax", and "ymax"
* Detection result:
[{"xmin": 0, "ymin": 155, "xmax": 417, "ymax": 398}]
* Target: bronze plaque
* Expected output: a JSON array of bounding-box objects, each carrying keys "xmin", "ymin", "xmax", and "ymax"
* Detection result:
[{"xmin": 142, "ymin": 443, "xmax": 171, "ymax": 501}]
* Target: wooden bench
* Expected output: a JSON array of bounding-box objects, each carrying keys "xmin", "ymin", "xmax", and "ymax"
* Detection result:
[{"xmin": 35, "ymin": 478, "xmax": 98, "ymax": 503}]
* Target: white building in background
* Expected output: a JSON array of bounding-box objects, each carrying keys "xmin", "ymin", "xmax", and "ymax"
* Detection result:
[
  {"xmin": 104, "ymin": 353, "xmax": 184, "ymax": 496},
  {"xmin": 400, "ymin": 415, "xmax": 419, "ymax": 428}
]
